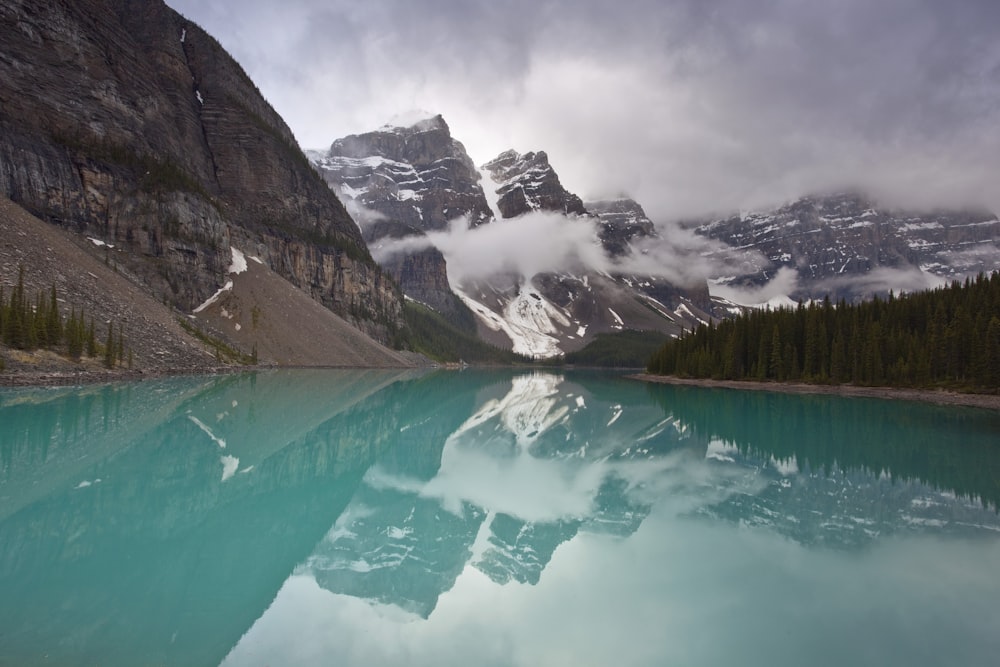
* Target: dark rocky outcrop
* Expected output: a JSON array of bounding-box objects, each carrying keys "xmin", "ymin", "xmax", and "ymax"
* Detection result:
[
  {"xmin": 482, "ymin": 149, "xmax": 587, "ymax": 218},
  {"xmin": 585, "ymin": 197, "xmax": 657, "ymax": 257},
  {"xmin": 0, "ymin": 0, "xmax": 402, "ymax": 344}
]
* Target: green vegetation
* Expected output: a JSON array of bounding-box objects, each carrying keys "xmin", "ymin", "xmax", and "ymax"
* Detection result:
[
  {"xmin": 1, "ymin": 267, "xmax": 131, "ymax": 369},
  {"xmin": 563, "ymin": 330, "xmax": 670, "ymax": 368},
  {"xmin": 647, "ymin": 272, "xmax": 1000, "ymax": 393},
  {"xmin": 176, "ymin": 317, "xmax": 256, "ymax": 365},
  {"xmin": 400, "ymin": 300, "xmax": 529, "ymax": 364}
]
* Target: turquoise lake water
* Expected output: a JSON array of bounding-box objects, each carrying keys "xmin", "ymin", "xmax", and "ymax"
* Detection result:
[{"xmin": 1, "ymin": 369, "xmax": 999, "ymax": 666}]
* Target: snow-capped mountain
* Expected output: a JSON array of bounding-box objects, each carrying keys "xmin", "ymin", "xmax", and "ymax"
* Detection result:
[
  {"xmin": 310, "ymin": 115, "xmax": 488, "ymax": 317},
  {"xmin": 311, "ymin": 116, "xmax": 717, "ymax": 358},
  {"xmin": 690, "ymin": 192, "xmax": 1000, "ymax": 301},
  {"xmin": 310, "ymin": 115, "xmax": 492, "ymax": 232},
  {"xmin": 480, "ymin": 149, "xmax": 587, "ymax": 218}
]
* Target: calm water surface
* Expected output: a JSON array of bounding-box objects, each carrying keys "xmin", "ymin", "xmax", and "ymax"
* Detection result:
[{"xmin": 1, "ymin": 369, "xmax": 999, "ymax": 666}]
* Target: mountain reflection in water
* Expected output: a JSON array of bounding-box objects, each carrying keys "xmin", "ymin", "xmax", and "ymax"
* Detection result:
[{"xmin": 1, "ymin": 369, "xmax": 998, "ymax": 667}]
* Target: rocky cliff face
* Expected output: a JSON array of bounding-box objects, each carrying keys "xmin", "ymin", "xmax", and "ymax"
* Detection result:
[
  {"xmin": 313, "ymin": 118, "xmax": 718, "ymax": 357},
  {"xmin": 310, "ymin": 115, "xmax": 489, "ymax": 319},
  {"xmin": 585, "ymin": 197, "xmax": 657, "ymax": 257},
  {"xmin": 314, "ymin": 115, "xmax": 493, "ymax": 232},
  {"xmin": 481, "ymin": 149, "xmax": 587, "ymax": 218},
  {"xmin": 691, "ymin": 193, "xmax": 1000, "ymax": 300},
  {"xmin": 0, "ymin": 0, "xmax": 402, "ymax": 343}
]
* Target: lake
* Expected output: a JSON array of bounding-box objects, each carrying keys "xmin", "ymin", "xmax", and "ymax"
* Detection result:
[{"xmin": 1, "ymin": 369, "xmax": 999, "ymax": 666}]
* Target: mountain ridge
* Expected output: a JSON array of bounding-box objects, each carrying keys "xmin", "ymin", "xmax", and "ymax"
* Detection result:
[{"xmin": 312, "ymin": 117, "xmax": 718, "ymax": 358}]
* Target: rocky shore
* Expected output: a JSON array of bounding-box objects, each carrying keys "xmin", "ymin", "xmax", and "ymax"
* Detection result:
[{"xmin": 630, "ymin": 374, "xmax": 1000, "ymax": 411}]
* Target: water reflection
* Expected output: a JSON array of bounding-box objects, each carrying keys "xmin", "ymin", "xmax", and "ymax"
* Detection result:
[{"xmin": 1, "ymin": 370, "xmax": 998, "ymax": 666}]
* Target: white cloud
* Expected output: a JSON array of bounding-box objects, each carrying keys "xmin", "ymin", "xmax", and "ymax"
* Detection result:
[{"xmin": 170, "ymin": 0, "xmax": 1000, "ymax": 222}]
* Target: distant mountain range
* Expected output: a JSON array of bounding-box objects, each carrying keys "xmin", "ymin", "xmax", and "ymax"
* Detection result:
[
  {"xmin": 310, "ymin": 115, "xmax": 999, "ymax": 357},
  {"xmin": 686, "ymin": 192, "xmax": 1000, "ymax": 301},
  {"xmin": 310, "ymin": 116, "xmax": 721, "ymax": 358}
]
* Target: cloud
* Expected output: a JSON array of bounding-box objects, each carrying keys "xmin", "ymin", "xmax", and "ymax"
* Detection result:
[
  {"xmin": 616, "ymin": 222, "xmax": 768, "ymax": 287},
  {"xmin": 709, "ymin": 267, "xmax": 800, "ymax": 307},
  {"xmin": 373, "ymin": 212, "xmax": 611, "ymax": 284},
  {"xmin": 339, "ymin": 197, "xmax": 386, "ymax": 230},
  {"xmin": 369, "ymin": 208, "xmax": 770, "ymax": 289},
  {"xmin": 815, "ymin": 266, "xmax": 947, "ymax": 298},
  {"xmin": 170, "ymin": 0, "xmax": 1000, "ymax": 222}
]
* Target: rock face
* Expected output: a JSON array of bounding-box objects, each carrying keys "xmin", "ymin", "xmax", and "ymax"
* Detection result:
[
  {"xmin": 313, "ymin": 119, "xmax": 718, "ymax": 357},
  {"xmin": 311, "ymin": 115, "xmax": 489, "ymax": 319},
  {"xmin": 0, "ymin": 0, "xmax": 402, "ymax": 344},
  {"xmin": 585, "ymin": 197, "xmax": 658, "ymax": 258},
  {"xmin": 481, "ymin": 150, "xmax": 587, "ymax": 218},
  {"xmin": 691, "ymin": 192, "xmax": 1000, "ymax": 300},
  {"xmin": 314, "ymin": 115, "xmax": 492, "ymax": 232}
]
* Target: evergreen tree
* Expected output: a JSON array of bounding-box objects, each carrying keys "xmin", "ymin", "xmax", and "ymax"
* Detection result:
[
  {"xmin": 646, "ymin": 270, "xmax": 1000, "ymax": 393},
  {"xmin": 769, "ymin": 325, "xmax": 784, "ymax": 380},
  {"xmin": 46, "ymin": 285, "xmax": 61, "ymax": 346},
  {"xmin": 86, "ymin": 318, "xmax": 97, "ymax": 358},
  {"xmin": 117, "ymin": 321, "xmax": 124, "ymax": 363},
  {"xmin": 67, "ymin": 308, "xmax": 83, "ymax": 360},
  {"xmin": 104, "ymin": 323, "xmax": 115, "ymax": 369}
]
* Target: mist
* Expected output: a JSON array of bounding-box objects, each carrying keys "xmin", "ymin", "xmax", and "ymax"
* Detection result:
[{"xmin": 370, "ymin": 210, "xmax": 774, "ymax": 289}]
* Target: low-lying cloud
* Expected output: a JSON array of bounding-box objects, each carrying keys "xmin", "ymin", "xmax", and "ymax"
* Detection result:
[
  {"xmin": 709, "ymin": 267, "xmax": 800, "ymax": 307},
  {"xmin": 370, "ymin": 211, "xmax": 767, "ymax": 288},
  {"xmin": 815, "ymin": 266, "xmax": 947, "ymax": 298}
]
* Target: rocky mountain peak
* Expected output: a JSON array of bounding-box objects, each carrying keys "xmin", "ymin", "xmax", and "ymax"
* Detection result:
[
  {"xmin": 584, "ymin": 198, "xmax": 657, "ymax": 257},
  {"xmin": 313, "ymin": 114, "xmax": 491, "ymax": 232},
  {"xmin": 481, "ymin": 149, "xmax": 587, "ymax": 218}
]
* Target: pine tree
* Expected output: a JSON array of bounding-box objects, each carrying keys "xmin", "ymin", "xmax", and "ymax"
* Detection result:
[
  {"xmin": 86, "ymin": 318, "xmax": 97, "ymax": 358},
  {"xmin": 117, "ymin": 321, "xmax": 124, "ymax": 363},
  {"xmin": 67, "ymin": 308, "xmax": 83, "ymax": 360},
  {"xmin": 985, "ymin": 316, "xmax": 1000, "ymax": 388},
  {"xmin": 104, "ymin": 323, "xmax": 115, "ymax": 369},
  {"xmin": 46, "ymin": 285, "xmax": 61, "ymax": 346},
  {"xmin": 769, "ymin": 325, "xmax": 784, "ymax": 380},
  {"xmin": 7, "ymin": 266, "xmax": 27, "ymax": 349}
]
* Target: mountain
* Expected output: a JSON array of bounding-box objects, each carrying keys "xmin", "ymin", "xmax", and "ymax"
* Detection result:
[
  {"xmin": 480, "ymin": 149, "xmax": 587, "ymax": 218},
  {"xmin": 689, "ymin": 192, "xmax": 1000, "ymax": 301},
  {"xmin": 468, "ymin": 149, "xmax": 716, "ymax": 356},
  {"xmin": 309, "ymin": 114, "xmax": 487, "ymax": 319},
  {"xmin": 585, "ymin": 197, "xmax": 658, "ymax": 258},
  {"xmin": 312, "ymin": 120, "xmax": 718, "ymax": 358},
  {"xmin": 0, "ymin": 0, "xmax": 407, "ymax": 371}
]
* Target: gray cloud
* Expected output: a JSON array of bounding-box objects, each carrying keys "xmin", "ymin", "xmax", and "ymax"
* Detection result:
[{"xmin": 169, "ymin": 0, "xmax": 1000, "ymax": 222}]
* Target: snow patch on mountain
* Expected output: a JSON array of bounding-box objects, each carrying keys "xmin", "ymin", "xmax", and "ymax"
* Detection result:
[{"xmin": 453, "ymin": 284, "xmax": 568, "ymax": 358}]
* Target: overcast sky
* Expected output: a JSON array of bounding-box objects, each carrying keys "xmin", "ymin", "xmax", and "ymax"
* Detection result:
[{"xmin": 168, "ymin": 0, "xmax": 1000, "ymax": 221}]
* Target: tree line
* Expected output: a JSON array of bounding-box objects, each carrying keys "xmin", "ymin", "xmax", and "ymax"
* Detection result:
[
  {"xmin": 1, "ymin": 267, "xmax": 131, "ymax": 370},
  {"xmin": 647, "ymin": 271, "xmax": 1000, "ymax": 393}
]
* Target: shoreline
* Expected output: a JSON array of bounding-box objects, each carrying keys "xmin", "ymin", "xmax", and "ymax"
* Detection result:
[
  {"xmin": 629, "ymin": 374, "xmax": 1000, "ymax": 411},
  {"xmin": 0, "ymin": 366, "xmax": 244, "ymax": 388}
]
